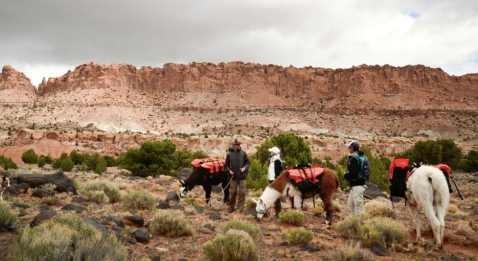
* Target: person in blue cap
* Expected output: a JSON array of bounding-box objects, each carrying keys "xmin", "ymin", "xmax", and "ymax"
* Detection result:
[{"xmin": 344, "ymin": 141, "xmax": 366, "ymax": 215}]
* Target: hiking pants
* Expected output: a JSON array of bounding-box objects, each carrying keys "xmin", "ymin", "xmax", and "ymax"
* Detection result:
[
  {"xmin": 348, "ymin": 185, "xmax": 365, "ymax": 215},
  {"xmin": 269, "ymin": 180, "xmax": 282, "ymax": 215},
  {"xmin": 229, "ymin": 179, "xmax": 246, "ymax": 210}
]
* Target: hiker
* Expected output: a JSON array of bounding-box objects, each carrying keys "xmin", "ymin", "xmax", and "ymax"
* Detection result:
[
  {"xmin": 225, "ymin": 139, "xmax": 251, "ymax": 213},
  {"xmin": 344, "ymin": 141, "xmax": 367, "ymax": 215},
  {"xmin": 267, "ymin": 146, "xmax": 283, "ymax": 215}
]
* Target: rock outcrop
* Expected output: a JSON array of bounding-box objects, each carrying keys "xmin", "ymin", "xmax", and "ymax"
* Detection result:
[
  {"xmin": 37, "ymin": 62, "xmax": 478, "ymax": 99},
  {"xmin": 0, "ymin": 65, "xmax": 36, "ymax": 92}
]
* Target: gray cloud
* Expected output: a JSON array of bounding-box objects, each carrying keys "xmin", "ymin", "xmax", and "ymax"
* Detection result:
[{"xmin": 1, "ymin": 0, "xmax": 478, "ymax": 86}]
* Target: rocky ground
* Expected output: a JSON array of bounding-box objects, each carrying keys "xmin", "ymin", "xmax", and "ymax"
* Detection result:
[{"xmin": 0, "ymin": 165, "xmax": 477, "ymax": 261}]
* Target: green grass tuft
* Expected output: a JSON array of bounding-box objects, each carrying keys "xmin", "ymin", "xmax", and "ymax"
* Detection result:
[
  {"xmin": 122, "ymin": 190, "xmax": 156, "ymax": 210},
  {"xmin": 281, "ymin": 228, "xmax": 313, "ymax": 245},
  {"xmin": 203, "ymin": 229, "xmax": 259, "ymax": 261},
  {"xmin": 220, "ymin": 219, "xmax": 261, "ymax": 242},
  {"xmin": 279, "ymin": 210, "xmax": 304, "ymax": 226},
  {"xmin": 150, "ymin": 210, "xmax": 193, "ymax": 238}
]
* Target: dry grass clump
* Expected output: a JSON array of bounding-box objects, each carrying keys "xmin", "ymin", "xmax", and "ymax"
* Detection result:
[
  {"xmin": 456, "ymin": 221, "xmax": 474, "ymax": 237},
  {"xmin": 332, "ymin": 241, "xmax": 373, "ymax": 261},
  {"xmin": 81, "ymin": 181, "xmax": 120, "ymax": 203},
  {"xmin": 281, "ymin": 228, "xmax": 313, "ymax": 245},
  {"xmin": 279, "ymin": 210, "xmax": 304, "ymax": 226},
  {"xmin": 364, "ymin": 200, "xmax": 397, "ymax": 219},
  {"xmin": 119, "ymin": 169, "xmax": 132, "ymax": 176},
  {"xmin": 337, "ymin": 214, "xmax": 407, "ymax": 246},
  {"xmin": 0, "ymin": 202, "xmax": 17, "ymax": 230},
  {"xmin": 220, "ymin": 219, "xmax": 261, "ymax": 242},
  {"xmin": 87, "ymin": 190, "xmax": 109, "ymax": 204},
  {"xmin": 448, "ymin": 204, "xmax": 459, "ymax": 214},
  {"xmin": 122, "ymin": 190, "xmax": 156, "ymax": 210},
  {"xmin": 183, "ymin": 198, "xmax": 204, "ymax": 207},
  {"xmin": 203, "ymin": 229, "xmax": 259, "ymax": 261},
  {"xmin": 314, "ymin": 206, "xmax": 324, "ymax": 217},
  {"xmin": 150, "ymin": 210, "xmax": 193, "ymax": 237},
  {"xmin": 209, "ymin": 197, "xmax": 225, "ymax": 211},
  {"xmin": 8, "ymin": 214, "xmax": 127, "ymax": 261},
  {"xmin": 42, "ymin": 196, "xmax": 61, "ymax": 206}
]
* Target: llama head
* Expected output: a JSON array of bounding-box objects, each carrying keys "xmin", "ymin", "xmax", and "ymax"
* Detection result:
[
  {"xmin": 179, "ymin": 179, "xmax": 188, "ymax": 198},
  {"xmin": 251, "ymin": 198, "xmax": 267, "ymax": 219},
  {"xmin": 1, "ymin": 176, "xmax": 9, "ymax": 188}
]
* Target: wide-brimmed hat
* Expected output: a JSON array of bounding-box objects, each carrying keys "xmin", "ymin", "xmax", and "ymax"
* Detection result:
[
  {"xmin": 268, "ymin": 147, "xmax": 280, "ymax": 154},
  {"xmin": 232, "ymin": 139, "xmax": 242, "ymax": 145}
]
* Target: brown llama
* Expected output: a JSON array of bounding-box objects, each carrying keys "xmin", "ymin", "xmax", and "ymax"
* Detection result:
[{"xmin": 252, "ymin": 168, "xmax": 339, "ymax": 226}]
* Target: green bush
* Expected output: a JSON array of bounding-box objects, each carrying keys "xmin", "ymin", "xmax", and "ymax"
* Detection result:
[
  {"xmin": 246, "ymin": 158, "xmax": 269, "ymax": 190},
  {"xmin": 8, "ymin": 214, "xmax": 127, "ymax": 261},
  {"xmin": 82, "ymin": 182, "xmax": 120, "ymax": 203},
  {"xmin": 60, "ymin": 157, "xmax": 74, "ymax": 172},
  {"xmin": 459, "ymin": 150, "xmax": 478, "ymax": 172},
  {"xmin": 122, "ymin": 190, "xmax": 156, "ymax": 210},
  {"xmin": 281, "ymin": 228, "xmax": 313, "ymax": 245},
  {"xmin": 21, "ymin": 149, "xmax": 38, "ymax": 164},
  {"xmin": 37, "ymin": 156, "xmax": 46, "ymax": 168},
  {"xmin": 279, "ymin": 210, "xmax": 304, "ymax": 226},
  {"xmin": 203, "ymin": 229, "xmax": 259, "ymax": 261},
  {"xmin": 336, "ymin": 214, "xmax": 371, "ymax": 236},
  {"xmin": 150, "ymin": 210, "xmax": 193, "ymax": 237},
  {"xmin": 52, "ymin": 159, "xmax": 61, "ymax": 169},
  {"xmin": 86, "ymin": 153, "xmax": 101, "ymax": 171},
  {"xmin": 95, "ymin": 157, "xmax": 107, "ymax": 174},
  {"xmin": 80, "ymin": 162, "xmax": 87, "ymax": 171},
  {"xmin": 44, "ymin": 156, "xmax": 53, "ymax": 164},
  {"xmin": 69, "ymin": 150, "xmax": 85, "ymax": 165},
  {"xmin": 102, "ymin": 155, "xmax": 116, "ymax": 167},
  {"xmin": 220, "ymin": 219, "xmax": 261, "ymax": 242},
  {"xmin": 120, "ymin": 140, "xmax": 177, "ymax": 177},
  {"xmin": 0, "ymin": 203, "xmax": 17, "ymax": 230},
  {"xmin": 253, "ymin": 133, "xmax": 313, "ymax": 167},
  {"xmin": 0, "ymin": 155, "xmax": 18, "ymax": 170}
]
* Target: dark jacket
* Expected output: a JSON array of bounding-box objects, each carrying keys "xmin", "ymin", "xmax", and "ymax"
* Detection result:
[
  {"xmin": 225, "ymin": 147, "xmax": 251, "ymax": 180},
  {"xmin": 344, "ymin": 151, "xmax": 366, "ymax": 187}
]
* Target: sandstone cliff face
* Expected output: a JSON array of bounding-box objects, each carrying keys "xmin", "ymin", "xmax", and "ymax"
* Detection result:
[
  {"xmin": 0, "ymin": 65, "xmax": 36, "ymax": 92},
  {"xmin": 38, "ymin": 62, "xmax": 478, "ymax": 98}
]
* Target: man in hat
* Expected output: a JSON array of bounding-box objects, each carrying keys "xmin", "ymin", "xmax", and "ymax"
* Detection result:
[
  {"xmin": 225, "ymin": 139, "xmax": 251, "ymax": 213},
  {"xmin": 344, "ymin": 141, "xmax": 366, "ymax": 215},
  {"xmin": 268, "ymin": 146, "xmax": 283, "ymax": 215}
]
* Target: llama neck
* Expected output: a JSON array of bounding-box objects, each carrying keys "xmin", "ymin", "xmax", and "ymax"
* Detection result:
[{"xmin": 260, "ymin": 187, "xmax": 281, "ymax": 209}]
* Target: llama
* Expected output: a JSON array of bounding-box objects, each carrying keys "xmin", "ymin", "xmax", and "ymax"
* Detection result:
[
  {"xmin": 1, "ymin": 176, "xmax": 10, "ymax": 201},
  {"xmin": 252, "ymin": 168, "xmax": 339, "ymax": 225},
  {"xmin": 179, "ymin": 166, "xmax": 231, "ymax": 204},
  {"xmin": 405, "ymin": 165, "xmax": 450, "ymax": 249}
]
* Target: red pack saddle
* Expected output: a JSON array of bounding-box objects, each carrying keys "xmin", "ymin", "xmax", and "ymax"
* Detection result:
[
  {"xmin": 288, "ymin": 164, "xmax": 324, "ymax": 184},
  {"xmin": 191, "ymin": 158, "xmax": 225, "ymax": 174}
]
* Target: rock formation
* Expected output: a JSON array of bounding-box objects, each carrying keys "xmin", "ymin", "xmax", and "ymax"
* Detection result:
[
  {"xmin": 38, "ymin": 62, "xmax": 478, "ymax": 99},
  {"xmin": 0, "ymin": 65, "xmax": 37, "ymax": 92}
]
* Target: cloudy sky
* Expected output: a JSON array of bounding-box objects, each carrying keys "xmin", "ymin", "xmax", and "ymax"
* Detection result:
[{"xmin": 1, "ymin": 0, "xmax": 478, "ymax": 87}]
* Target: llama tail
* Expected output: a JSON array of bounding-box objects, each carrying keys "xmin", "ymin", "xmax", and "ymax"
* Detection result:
[{"xmin": 427, "ymin": 170, "xmax": 449, "ymax": 209}]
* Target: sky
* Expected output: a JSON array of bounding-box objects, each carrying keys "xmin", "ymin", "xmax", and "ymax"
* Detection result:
[{"xmin": 1, "ymin": 0, "xmax": 478, "ymax": 87}]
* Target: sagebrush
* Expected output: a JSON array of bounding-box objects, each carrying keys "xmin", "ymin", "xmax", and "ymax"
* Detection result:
[
  {"xmin": 203, "ymin": 229, "xmax": 259, "ymax": 261},
  {"xmin": 150, "ymin": 210, "xmax": 193, "ymax": 237},
  {"xmin": 279, "ymin": 210, "xmax": 304, "ymax": 226},
  {"xmin": 220, "ymin": 219, "xmax": 261, "ymax": 242},
  {"xmin": 122, "ymin": 190, "xmax": 156, "ymax": 210}
]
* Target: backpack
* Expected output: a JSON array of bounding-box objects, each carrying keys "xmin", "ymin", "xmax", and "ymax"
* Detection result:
[
  {"xmin": 351, "ymin": 154, "xmax": 370, "ymax": 181},
  {"xmin": 388, "ymin": 158, "xmax": 410, "ymax": 198},
  {"xmin": 280, "ymin": 160, "xmax": 287, "ymax": 171},
  {"xmin": 433, "ymin": 164, "xmax": 453, "ymax": 193}
]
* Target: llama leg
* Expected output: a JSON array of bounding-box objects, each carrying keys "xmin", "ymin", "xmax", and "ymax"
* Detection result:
[
  {"xmin": 407, "ymin": 204, "xmax": 420, "ymax": 241},
  {"xmin": 435, "ymin": 198, "xmax": 447, "ymax": 249},
  {"xmin": 0, "ymin": 190, "xmax": 4, "ymax": 201},
  {"xmin": 203, "ymin": 184, "xmax": 212, "ymax": 205},
  {"xmin": 322, "ymin": 194, "xmax": 334, "ymax": 226},
  {"xmin": 422, "ymin": 200, "xmax": 441, "ymax": 248},
  {"xmin": 293, "ymin": 195, "xmax": 302, "ymax": 210}
]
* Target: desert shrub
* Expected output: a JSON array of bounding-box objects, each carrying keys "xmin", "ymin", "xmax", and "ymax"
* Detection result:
[
  {"xmin": 246, "ymin": 158, "xmax": 268, "ymax": 190},
  {"xmin": 120, "ymin": 140, "xmax": 177, "ymax": 177},
  {"xmin": 332, "ymin": 241, "xmax": 373, "ymax": 261},
  {"xmin": 86, "ymin": 152, "xmax": 101, "ymax": 170},
  {"xmin": 203, "ymin": 229, "xmax": 259, "ymax": 261},
  {"xmin": 52, "ymin": 159, "xmax": 61, "ymax": 169},
  {"xmin": 366, "ymin": 217, "xmax": 407, "ymax": 244},
  {"xmin": 245, "ymin": 198, "xmax": 257, "ymax": 210},
  {"xmin": 448, "ymin": 204, "xmax": 459, "ymax": 214},
  {"xmin": 80, "ymin": 162, "xmax": 87, "ymax": 171},
  {"xmin": 0, "ymin": 203, "xmax": 17, "ymax": 230},
  {"xmin": 122, "ymin": 190, "xmax": 156, "ymax": 210},
  {"xmin": 336, "ymin": 214, "xmax": 371, "ymax": 236},
  {"xmin": 0, "ymin": 155, "xmax": 18, "ymax": 170},
  {"xmin": 281, "ymin": 228, "xmax": 313, "ymax": 245},
  {"xmin": 150, "ymin": 210, "xmax": 193, "ymax": 237},
  {"xmin": 37, "ymin": 156, "xmax": 46, "ymax": 168},
  {"xmin": 8, "ymin": 214, "xmax": 127, "ymax": 261},
  {"xmin": 119, "ymin": 169, "xmax": 132, "ymax": 176},
  {"xmin": 69, "ymin": 150, "xmax": 84, "ymax": 165},
  {"xmin": 314, "ymin": 206, "xmax": 324, "ymax": 217},
  {"xmin": 249, "ymin": 189, "xmax": 263, "ymax": 198},
  {"xmin": 220, "ymin": 219, "xmax": 261, "ymax": 242},
  {"xmin": 60, "ymin": 157, "xmax": 74, "ymax": 172},
  {"xmin": 95, "ymin": 157, "xmax": 107, "ymax": 174},
  {"xmin": 356, "ymin": 224, "xmax": 380, "ymax": 247},
  {"xmin": 102, "ymin": 155, "xmax": 116, "ymax": 167},
  {"xmin": 22, "ymin": 149, "xmax": 38, "ymax": 164},
  {"xmin": 253, "ymin": 133, "xmax": 312, "ymax": 167},
  {"xmin": 456, "ymin": 221, "xmax": 474, "ymax": 237},
  {"xmin": 279, "ymin": 210, "xmax": 304, "ymax": 226},
  {"xmin": 364, "ymin": 200, "xmax": 396, "ymax": 219},
  {"xmin": 44, "ymin": 156, "xmax": 52, "ymax": 164},
  {"xmin": 87, "ymin": 191, "xmax": 109, "ymax": 204},
  {"xmin": 82, "ymin": 182, "xmax": 120, "ymax": 203},
  {"xmin": 183, "ymin": 198, "xmax": 204, "ymax": 207}
]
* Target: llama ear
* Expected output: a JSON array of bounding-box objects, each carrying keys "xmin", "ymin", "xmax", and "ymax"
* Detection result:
[{"xmin": 251, "ymin": 198, "xmax": 258, "ymax": 204}]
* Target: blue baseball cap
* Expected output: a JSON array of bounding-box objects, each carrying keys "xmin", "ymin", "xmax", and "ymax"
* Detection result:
[{"xmin": 347, "ymin": 141, "xmax": 360, "ymax": 151}]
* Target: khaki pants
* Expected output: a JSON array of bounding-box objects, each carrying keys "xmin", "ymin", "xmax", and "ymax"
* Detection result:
[
  {"xmin": 229, "ymin": 179, "xmax": 246, "ymax": 210},
  {"xmin": 348, "ymin": 186, "xmax": 365, "ymax": 215}
]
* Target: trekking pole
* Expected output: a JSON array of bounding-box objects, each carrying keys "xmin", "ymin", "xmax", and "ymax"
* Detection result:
[{"xmin": 450, "ymin": 177, "xmax": 464, "ymax": 200}]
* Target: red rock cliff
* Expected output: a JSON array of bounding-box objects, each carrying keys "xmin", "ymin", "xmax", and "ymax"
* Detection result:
[
  {"xmin": 0, "ymin": 65, "xmax": 37, "ymax": 92},
  {"xmin": 37, "ymin": 62, "xmax": 478, "ymax": 98}
]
